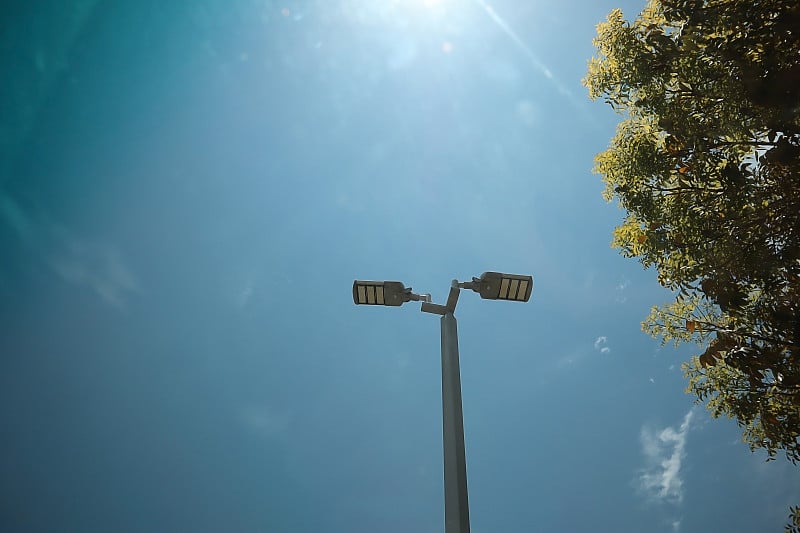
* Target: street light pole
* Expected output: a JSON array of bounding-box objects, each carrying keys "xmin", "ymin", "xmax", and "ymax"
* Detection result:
[
  {"xmin": 440, "ymin": 309, "xmax": 470, "ymax": 533},
  {"xmin": 353, "ymin": 273, "xmax": 533, "ymax": 533},
  {"xmin": 421, "ymin": 280, "xmax": 470, "ymax": 533}
]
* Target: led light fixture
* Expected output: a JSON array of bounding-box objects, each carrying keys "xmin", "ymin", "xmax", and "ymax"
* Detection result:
[
  {"xmin": 464, "ymin": 271, "xmax": 533, "ymax": 302},
  {"xmin": 352, "ymin": 280, "xmax": 413, "ymax": 306}
]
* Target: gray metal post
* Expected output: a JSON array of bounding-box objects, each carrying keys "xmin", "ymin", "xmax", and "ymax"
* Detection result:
[{"xmin": 441, "ymin": 311, "xmax": 470, "ymax": 533}]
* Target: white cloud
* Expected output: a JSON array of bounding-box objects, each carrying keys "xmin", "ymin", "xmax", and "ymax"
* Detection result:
[
  {"xmin": 593, "ymin": 336, "xmax": 606, "ymax": 349},
  {"xmin": 594, "ymin": 336, "xmax": 610, "ymax": 353},
  {"xmin": 637, "ymin": 409, "xmax": 694, "ymax": 504}
]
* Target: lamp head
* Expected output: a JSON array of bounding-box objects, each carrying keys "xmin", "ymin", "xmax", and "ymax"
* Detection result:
[
  {"xmin": 352, "ymin": 280, "xmax": 413, "ymax": 306},
  {"xmin": 470, "ymin": 272, "xmax": 533, "ymax": 302}
]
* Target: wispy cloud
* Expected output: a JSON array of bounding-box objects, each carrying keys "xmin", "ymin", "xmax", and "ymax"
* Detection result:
[
  {"xmin": 235, "ymin": 278, "xmax": 255, "ymax": 308},
  {"xmin": 515, "ymin": 99, "xmax": 539, "ymax": 127},
  {"xmin": 472, "ymin": 0, "xmax": 595, "ymax": 119},
  {"xmin": 637, "ymin": 409, "xmax": 694, "ymax": 504},
  {"xmin": 1, "ymin": 192, "xmax": 138, "ymax": 308},
  {"xmin": 473, "ymin": 0, "xmax": 564, "ymax": 91},
  {"xmin": 48, "ymin": 236, "xmax": 138, "ymax": 309},
  {"xmin": 615, "ymin": 278, "xmax": 631, "ymax": 303},
  {"xmin": 238, "ymin": 404, "xmax": 291, "ymax": 438},
  {"xmin": 594, "ymin": 336, "xmax": 610, "ymax": 353}
]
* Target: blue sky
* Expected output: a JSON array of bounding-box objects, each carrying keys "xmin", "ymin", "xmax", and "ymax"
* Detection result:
[{"xmin": 1, "ymin": 1, "xmax": 798, "ymax": 531}]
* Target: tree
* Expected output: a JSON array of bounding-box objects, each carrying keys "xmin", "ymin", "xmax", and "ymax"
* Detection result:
[
  {"xmin": 583, "ymin": 0, "xmax": 800, "ymax": 468},
  {"xmin": 787, "ymin": 505, "xmax": 800, "ymax": 533}
]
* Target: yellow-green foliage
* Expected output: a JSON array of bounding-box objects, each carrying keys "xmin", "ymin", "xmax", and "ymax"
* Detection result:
[{"xmin": 585, "ymin": 0, "xmax": 800, "ymax": 464}]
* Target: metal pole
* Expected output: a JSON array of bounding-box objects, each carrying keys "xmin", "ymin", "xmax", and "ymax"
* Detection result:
[{"xmin": 441, "ymin": 311, "xmax": 470, "ymax": 533}]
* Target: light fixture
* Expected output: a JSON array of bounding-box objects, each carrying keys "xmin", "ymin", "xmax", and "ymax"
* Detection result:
[
  {"xmin": 460, "ymin": 271, "xmax": 533, "ymax": 302},
  {"xmin": 352, "ymin": 280, "xmax": 428, "ymax": 306}
]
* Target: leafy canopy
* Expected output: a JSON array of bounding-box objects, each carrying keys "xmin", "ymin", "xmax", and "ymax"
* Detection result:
[{"xmin": 584, "ymin": 0, "xmax": 800, "ymax": 464}]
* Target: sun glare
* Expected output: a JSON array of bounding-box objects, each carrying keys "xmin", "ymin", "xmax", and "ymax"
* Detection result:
[
  {"xmin": 339, "ymin": 0, "xmax": 471, "ymax": 38},
  {"xmin": 396, "ymin": 0, "xmax": 451, "ymax": 13}
]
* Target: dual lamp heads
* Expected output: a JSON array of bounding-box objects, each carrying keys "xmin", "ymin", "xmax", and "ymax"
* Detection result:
[{"xmin": 353, "ymin": 272, "xmax": 533, "ymax": 307}]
